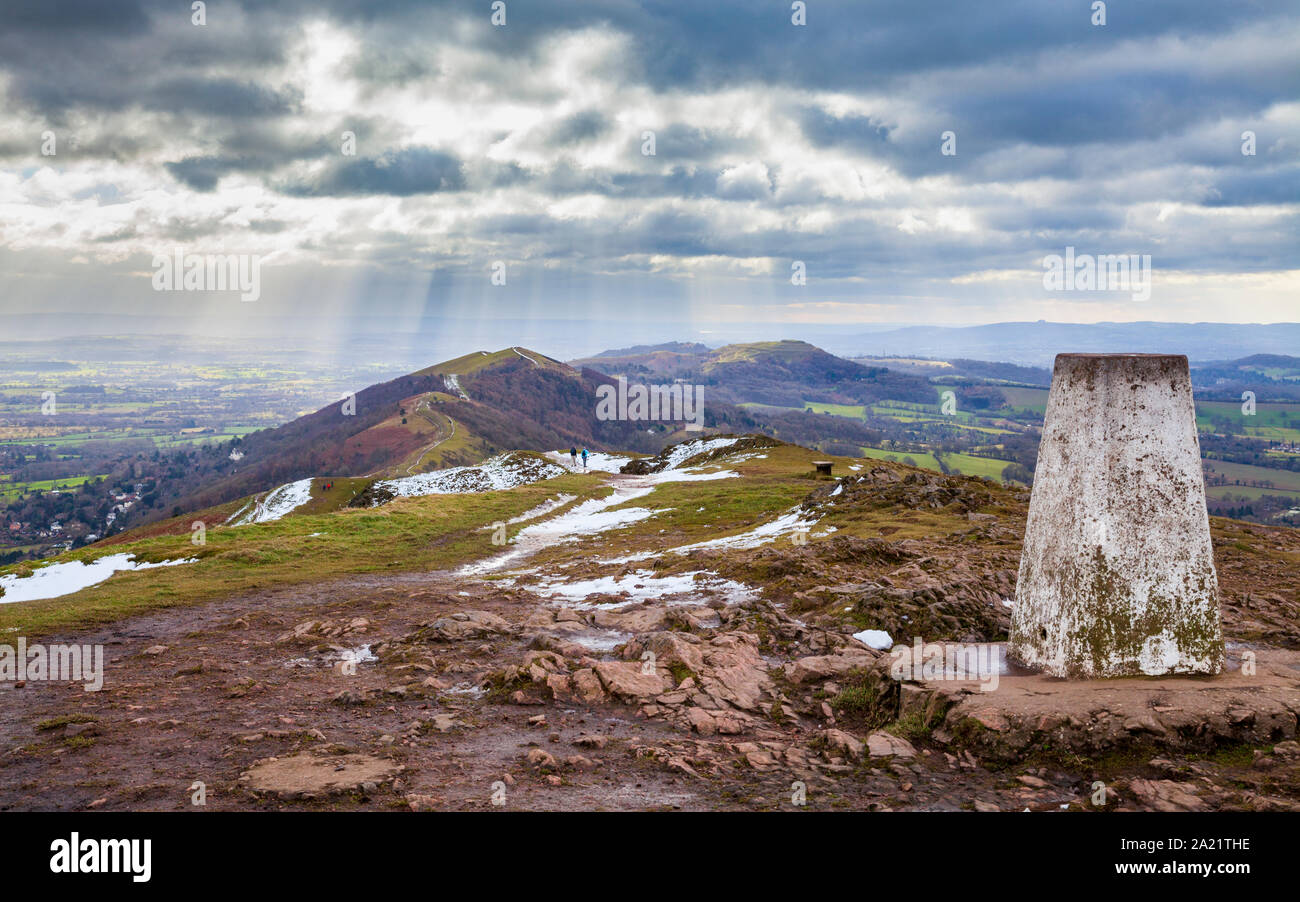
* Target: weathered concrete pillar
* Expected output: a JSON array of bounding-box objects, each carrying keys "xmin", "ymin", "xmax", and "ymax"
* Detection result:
[{"xmin": 1008, "ymin": 354, "xmax": 1224, "ymax": 678}]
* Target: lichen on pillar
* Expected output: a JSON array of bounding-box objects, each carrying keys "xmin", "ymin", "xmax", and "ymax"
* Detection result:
[{"xmin": 1008, "ymin": 353, "xmax": 1225, "ymax": 678}]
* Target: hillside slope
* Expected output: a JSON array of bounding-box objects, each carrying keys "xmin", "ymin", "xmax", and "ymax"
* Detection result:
[
  {"xmin": 156, "ymin": 347, "xmax": 758, "ymax": 519},
  {"xmin": 573, "ymin": 339, "xmax": 934, "ymax": 408},
  {"xmin": 0, "ymin": 435, "xmax": 1296, "ymax": 812}
]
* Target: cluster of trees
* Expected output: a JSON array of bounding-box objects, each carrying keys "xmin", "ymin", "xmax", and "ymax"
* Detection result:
[
  {"xmin": 1201, "ymin": 434, "xmax": 1300, "ymax": 471},
  {"xmin": 1208, "ymin": 493, "xmax": 1300, "ymax": 526}
]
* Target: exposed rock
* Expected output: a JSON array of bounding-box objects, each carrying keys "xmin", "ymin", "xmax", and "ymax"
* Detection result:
[
  {"xmin": 866, "ymin": 731, "xmax": 917, "ymax": 759},
  {"xmin": 331, "ymin": 689, "xmax": 366, "ymax": 707},
  {"xmin": 424, "ymin": 713, "xmax": 457, "ymax": 733},
  {"xmin": 624, "ymin": 632, "xmax": 706, "ymax": 675},
  {"xmin": 570, "ymin": 668, "xmax": 606, "ymax": 705},
  {"xmin": 695, "ymin": 634, "xmax": 770, "ymax": 712},
  {"xmin": 415, "ymin": 610, "xmax": 510, "ymax": 642},
  {"xmin": 822, "ymin": 729, "xmax": 865, "ymax": 760},
  {"xmin": 1127, "ymin": 778, "xmax": 1207, "ymax": 812},
  {"xmin": 525, "ymin": 748, "xmax": 557, "ymax": 768},
  {"xmin": 785, "ymin": 649, "xmax": 878, "ymax": 685},
  {"xmin": 686, "ymin": 707, "xmax": 717, "ymax": 736},
  {"xmin": 406, "ymin": 794, "xmax": 442, "ymax": 811},
  {"xmin": 593, "ymin": 661, "xmax": 666, "ymax": 701}
]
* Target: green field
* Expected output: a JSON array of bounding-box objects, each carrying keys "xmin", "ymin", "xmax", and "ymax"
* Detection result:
[
  {"xmin": 0, "ymin": 474, "xmax": 106, "ymax": 500},
  {"xmin": 1205, "ymin": 484, "xmax": 1300, "ymax": 503},
  {"xmin": 998, "ymin": 387, "xmax": 1050, "ymax": 414},
  {"xmin": 858, "ymin": 446, "xmax": 1014, "ymax": 481},
  {"xmin": 1203, "ymin": 458, "xmax": 1300, "ymax": 493},
  {"xmin": 0, "ymin": 425, "xmax": 265, "ymax": 454},
  {"xmin": 1196, "ymin": 401, "xmax": 1300, "ymax": 442},
  {"xmin": 867, "ymin": 403, "xmax": 1018, "ymax": 435},
  {"xmin": 804, "ymin": 401, "xmax": 866, "ymax": 418}
]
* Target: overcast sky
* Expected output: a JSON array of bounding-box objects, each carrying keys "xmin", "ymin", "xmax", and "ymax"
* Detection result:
[{"xmin": 1, "ymin": 0, "xmax": 1297, "ymax": 340}]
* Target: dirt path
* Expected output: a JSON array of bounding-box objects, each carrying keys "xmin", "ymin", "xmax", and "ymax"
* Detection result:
[
  {"xmin": 2, "ymin": 528, "xmax": 1297, "ymax": 811},
  {"xmin": 404, "ymin": 410, "xmax": 455, "ymax": 476},
  {"xmin": 0, "ymin": 557, "xmax": 1014, "ymax": 812}
]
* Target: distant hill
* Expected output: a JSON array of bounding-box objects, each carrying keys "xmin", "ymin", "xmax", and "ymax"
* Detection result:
[
  {"xmin": 123, "ymin": 337, "xmax": 1300, "ymax": 527},
  {"xmin": 572, "ymin": 339, "xmax": 934, "ymax": 408},
  {"xmin": 829, "ymin": 322, "xmax": 1300, "ymax": 368},
  {"xmin": 163, "ymin": 347, "xmax": 759, "ymax": 515}
]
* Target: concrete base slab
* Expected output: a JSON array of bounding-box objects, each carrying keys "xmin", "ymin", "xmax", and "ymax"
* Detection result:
[
  {"xmin": 240, "ymin": 753, "xmax": 403, "ymax": 800},
  {"xmin": 908, "ymin": 645, "xmax": 1300, "ymax": 764}
]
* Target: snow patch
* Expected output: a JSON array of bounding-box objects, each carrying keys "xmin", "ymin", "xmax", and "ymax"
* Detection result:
[
  {"xmin": 0, "ymin": 554, "xmax": 196, "ymax": 605},
  {"xmin": 658, "ymin": 436, "xmax": 741, "ymax": 471},
  {"xmin": 852, "ymin": 629, "xmax": 893, "ymax": 650},
  {"xmin": 545, "ymin": 450, "xmax": 631, "ymax": 474},
  {"xmin": 442, "ymin": 374, "xmax": 469, "ymax": 400},
  {"xmin": 338, "ymin": 645, "xmax": 378, "ymax": 666},
  {"xmin": 601, "ymin": 509, "xmax": 816, "ymax": 564},
  {"xmin": 458, "ymin": 467, "xmax": 738, "ymax": 575},
  {"xmin": 230, "ymin": 478, "xmax": 314, "ymax": 525},
  {"xmin": 378, "ymin": 453, "xmax": 564, "ymax": 499},
  {"xmin": 529, "ymin": 569, "xmax": 757, "ymax": 609},
  {"xmin": 505, "ymin": 494, "xmax": 577, "ymax": 525}
]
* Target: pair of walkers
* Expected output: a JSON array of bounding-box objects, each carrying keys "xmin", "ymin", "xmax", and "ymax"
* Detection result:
[{"xmin": 567, "ymin": 446, "xmax": 589, "ymax": 470}]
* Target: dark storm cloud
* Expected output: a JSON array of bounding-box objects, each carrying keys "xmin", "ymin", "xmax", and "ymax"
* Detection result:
[
  {"xmin": 543, "ymin": 110, "xmax": 610, "ymax": 147},
  {"xmin": 165, "ymin": 156, "xmax": 230, "ymax": 192},
  {"xmin": 144, "ymin": 79, "xmax": 301, "ymax": 118},
  {"xmin": 537, "ymin": 163, "xmax": 732, "ymax": 200},
  {"xmin": 163, "ymin": 129, "xmax": 342, "ymax": 190},
  {"xmin": 1201, "ymin": 166, "xmax": 1300, "ymax": 207},
  {"xmin": 2, "ymin": 0, "xmax": 1293, "ymax": 170},
  {"xmin": 0, "ymin": 0, "xmax": 149, "ymax": 32},
  {"xmin": 798, "ymin": 108, "xmax": 894, "ymax": 149},
  {"xmin": 282, "ymin": 147, "xmax": 465, "ymax": 196},
  {"xmin": 0, "ymin": 0, "xmax": 1296, "ymax": 308}
]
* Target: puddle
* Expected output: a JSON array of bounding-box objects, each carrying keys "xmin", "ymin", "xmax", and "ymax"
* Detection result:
[
  {"xmin": 562, "ymin": 629, "xmax": 632, "ymax": 652},
  {"xmin": 442, "ymin": 682, "xmax": 486, "ymax": 698},
  {"xmin": 284, "ymin": 644, "xmax": 376, "ymax": 670},
  {"xmin": 529, "ymin": 569, "xmax": 758, "ymax": 609}
]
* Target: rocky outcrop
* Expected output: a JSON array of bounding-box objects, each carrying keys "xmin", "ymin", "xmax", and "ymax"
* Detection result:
[{"xmin": 620, "ymin": 434, "xmax": 781, "ymax": 474}]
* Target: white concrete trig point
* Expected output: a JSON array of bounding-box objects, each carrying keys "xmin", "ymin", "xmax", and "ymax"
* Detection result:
[{"xmin": 1009, "ymin": 353, "xmax": 1225, "ymax": 678}]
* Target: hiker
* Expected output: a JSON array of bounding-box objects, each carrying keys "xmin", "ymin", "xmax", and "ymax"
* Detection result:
[
  {"xmin": 569, "ymin": 446, "xmax": 578, "ymax": 467},
  {"xmin": 581, "ymin": 447, "xmax": 589, "ymax": 470}
]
